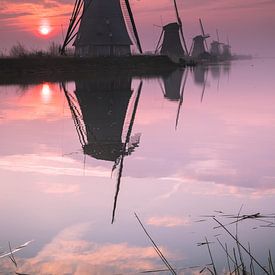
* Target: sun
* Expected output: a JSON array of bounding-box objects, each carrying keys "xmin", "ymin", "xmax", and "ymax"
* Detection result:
[{"xmin": 39, "ymin": 25, "xmax": 51, "ymax": 36}]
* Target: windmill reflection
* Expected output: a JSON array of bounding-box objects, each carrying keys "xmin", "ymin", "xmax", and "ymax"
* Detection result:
[
  {"xmin": 159, "ymin": 69, "xmax": 188, "ymax": 129},
  {"xmin": 62, "ymin": 76, "xmax": 143, "ymax": 223},
  {"xmin": 192, "ymin": 63, "xmax": 231, "ymax": 101}
]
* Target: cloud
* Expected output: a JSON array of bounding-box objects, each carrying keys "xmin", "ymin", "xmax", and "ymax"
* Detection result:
[
  {"xmin": 147, "ymin": 216, "xmax": 191, "ymax": 227},
  {"xmin": 38, "ymin": 182, "xmax": 80, "ymax": 194},
  {"xmin": 3, "ymin": 223, "xmax": 164, "ymax": 274},
  {"xmin": 0, "ymin": 154, "xmax": 110, "ymax": 177}
]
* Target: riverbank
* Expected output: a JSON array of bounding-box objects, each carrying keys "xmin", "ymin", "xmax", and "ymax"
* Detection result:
[{"xmin": 0, "ymin": 55, "xmax": 194, "ymax": 85}]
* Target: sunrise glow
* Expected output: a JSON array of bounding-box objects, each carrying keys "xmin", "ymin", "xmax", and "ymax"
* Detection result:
[
  {"xmin": 41, "ymin": 83, "xmax": 52, "ymax": 103},
  {"xmin": 39, "ymin": 25, "xmax": 51, "ymax": 36}
]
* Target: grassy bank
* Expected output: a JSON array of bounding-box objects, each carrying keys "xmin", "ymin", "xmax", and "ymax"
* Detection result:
[{"xmin": 0, "ymin": 55, "xmax": 188, "ymax": 85}]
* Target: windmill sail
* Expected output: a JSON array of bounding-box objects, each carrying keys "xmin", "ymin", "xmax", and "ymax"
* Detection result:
[
  {"xmin": 172, "ymin": 0, "xmax": 188, "ymax": 54},
  {"xmin": 120, "ymin": 0, "xmax": 143, "ymax": 54},
  {"xmin": 112, "ymin": 81, "xmax": 143, "ymax": 224}
]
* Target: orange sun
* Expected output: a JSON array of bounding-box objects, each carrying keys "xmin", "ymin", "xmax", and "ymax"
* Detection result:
[{"xmin": 39, "ymin": 25, "xmax": 51, "ymax": 36}]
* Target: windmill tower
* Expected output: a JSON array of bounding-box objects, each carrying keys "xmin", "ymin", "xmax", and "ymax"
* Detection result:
[
  {"xmin": 60, "ymin": 0, "xmax": 142, "ymax": 56},
  {"xmin": 190, "ymin": 19, "xmax": 210, "ymax": 59},
  {"xmin": 155, "ymin": 0, "xmax": 188, "ymax": 59}
]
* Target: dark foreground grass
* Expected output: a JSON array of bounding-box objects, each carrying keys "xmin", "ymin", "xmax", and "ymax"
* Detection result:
[{"xmin": 135, "ymin": 211, "xmax": 275, "ymax": 275}]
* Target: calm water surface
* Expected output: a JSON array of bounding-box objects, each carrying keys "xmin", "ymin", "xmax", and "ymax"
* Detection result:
[{"xmin": 0, "ymin": 59, "xmax": 275, "ymax": 274}]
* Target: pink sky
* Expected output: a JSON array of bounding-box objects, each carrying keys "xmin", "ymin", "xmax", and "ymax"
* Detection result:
[{"xmin": 1, "ymin": 0, "xmax": 275, "ymax": 56}]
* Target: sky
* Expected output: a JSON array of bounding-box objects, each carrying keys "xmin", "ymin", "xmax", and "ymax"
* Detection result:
[{"xmin": 0, "ymin": 0, "xmax": 275, "ymax": 56}]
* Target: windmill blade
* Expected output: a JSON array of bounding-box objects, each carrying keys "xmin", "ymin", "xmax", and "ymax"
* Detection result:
[
  {"xmin": 60, "ymin": 0, "xmax": 83, "ymax": 55},
  {"xmin": 158, "ymin": 79, "xmax": 166, "ymax": 96},
  {"xmin": 172, "ymin": 0, "xmax": 189, "ymax": 55},
  {"xmin": 61, "ymin": 83, "xmax": 87, "ymax": 146},
  {"xmin": 175, "ymin": 69, "xmax": 188, "ymax": 130},
  {"xmin": 155, "ymin": 29, "xmax": 164, "ymax": 54},
  {"xmin": 216, "ymin": 29, "xmax": 220, "ymax": 43},
  {"xmin": 199, "ymin": 18, "xmax": 208, "ymax": 51},
  {"xmin": 111, "ymin": 81, "xmax": 143, "ymax": 224},
  {"xmin": 60, "ymin": 0, "xmax": 94, "ymax": 55},
  {"xmin": 199, "ymin": 18, "xmax": 205, "ymax": 36},
  {"xmin": 188, "ymin": 40, "xmax": 194, "ymax": 56},
  {"xmin": 201, "ymin": 68, "xmax": 208, "ymax": 103},
  {"xmin": 123, "ymin": 0, "xmax": 143, "ymax": 54}
]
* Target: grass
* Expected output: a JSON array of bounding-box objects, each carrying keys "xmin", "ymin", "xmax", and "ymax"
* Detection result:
[{"xmin": 135, "ymin": 211, "xmax": 275, "ymax": 275}]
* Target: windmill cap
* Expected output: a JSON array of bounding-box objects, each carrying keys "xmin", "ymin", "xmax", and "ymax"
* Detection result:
[{"xmin": 163, "ymin": 22, "xmax": 180, "ymax": 31}]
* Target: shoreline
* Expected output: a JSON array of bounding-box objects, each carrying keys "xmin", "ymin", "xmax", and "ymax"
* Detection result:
[{"xmin": 0, "ymin": 55, "xmax": 191, "ymax": 85}]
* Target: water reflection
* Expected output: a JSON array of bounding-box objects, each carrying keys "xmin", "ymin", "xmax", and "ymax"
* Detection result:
[
  {"xmin": 41, "ymin": 83, "xmax": 52, "ymax": 103},
  {"xmin": 0, "ymin": 60, "xmax": 275, "ymax": 274},
  {"xmin": 62, "ymin": 76, "xmax": 143, "ymax": 223}
]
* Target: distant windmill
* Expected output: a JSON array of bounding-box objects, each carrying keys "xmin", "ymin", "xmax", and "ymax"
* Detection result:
[
  {"xmin": 222, "ymin": 36, "xmax": 232, "ymax": 58},
  {"xmin": 190, "ymin": 18, "xmax": 210, "ymax": 59},
  {"xmin": 210, "ymin": 29, "xmax": 222, "ymax": 57},
  {"xmin": 60, "ymin": 0, "xmax": 142, "ymax": 56},
  {"xmin": 155, "ymin": 0, "xmax": 188, "ymax": 59}
]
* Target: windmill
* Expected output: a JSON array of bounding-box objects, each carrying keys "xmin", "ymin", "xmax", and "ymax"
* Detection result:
[
  {"xmin": 60, "ymin": 0, "xmax": 142, "ymax": 56},
  {"xmin": 190, "ymin": 19, "xmax": 210, "ymax": 59},
  {"xmin": 222, "ymin": 36, "xmax": 232, "ymax": 58},
  {"xmin": 155, "ymin": 0, "xmax": 188, "ymax": 59},
  {"xmin": 210, "ymin": 29, "xmax": 222, "ymax": 57}
]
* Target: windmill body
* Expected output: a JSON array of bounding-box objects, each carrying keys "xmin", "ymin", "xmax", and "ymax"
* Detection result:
[
  {"xmin": 160, "ymin": 23, "xmax": 185, "ymax": 58},
  {"xmin": 210, "ymin": 40, "xmax": 222, "ymax": 56},
  {"xmin": 74, "ymin": 77, "xmax": 133, "ymax": 161},
  {"xmin": 73, "ymin": 0, "xmax": 132, "ymax": 57},
  {"xmin": 191, "ymin": 19, "xmax": 210, "ymax": 59},
  {"xmin": 191, "ymin": 35, "xmax": 208, "ymax": 58},
  {"xmin": 222, "ymin": 44, "xmax": 231, "ymax": 58}
]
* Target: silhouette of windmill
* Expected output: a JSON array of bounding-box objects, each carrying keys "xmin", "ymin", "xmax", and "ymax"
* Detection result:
[
  {"xmin": 155, "ymin": 0, "xmax": 188, "ymax": 60},
  {"xmin": 60, "ymin": 0, "xmax": 142, "ymax": 56},
  {"xmin": 190, "ymin": 19, "xmax": 210, "ymax": 59}
]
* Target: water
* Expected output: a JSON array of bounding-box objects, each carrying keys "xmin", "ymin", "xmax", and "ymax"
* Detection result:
[{"xmin": 0, "ymin": 59, "xmax": 274, "ymax": 274}]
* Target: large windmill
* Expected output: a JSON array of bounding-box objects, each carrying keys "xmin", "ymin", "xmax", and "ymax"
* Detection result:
[
  {"xmin": 155, "ymin": 0, "xmax": 188, "ymax": 59},
  {"xmin": 190, "ymin": 19, "xmax": 210, "ymax": 59},
  {"xmin": 60, "ymin": 0, "xmax": 142, "ymax": 56}
]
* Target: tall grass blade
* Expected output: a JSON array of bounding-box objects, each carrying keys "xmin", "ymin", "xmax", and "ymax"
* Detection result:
[
  {"xmin": 233, "ymin": 247, "xmax": 240, "ymax": 275},
  {"xmin": 268, "ymin": 250, "xmax": 275, "ymax": 275},
  {"xmin": 213, "ymin": 218, "xmax": 269, "ymax": 274},
  {"xmin": 134, "ymin": 213, "xmax": 176, "ymax": 275},
  {"xmin": 205, "ymin": 237, "xmax": 217, "ymax": 275}
]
